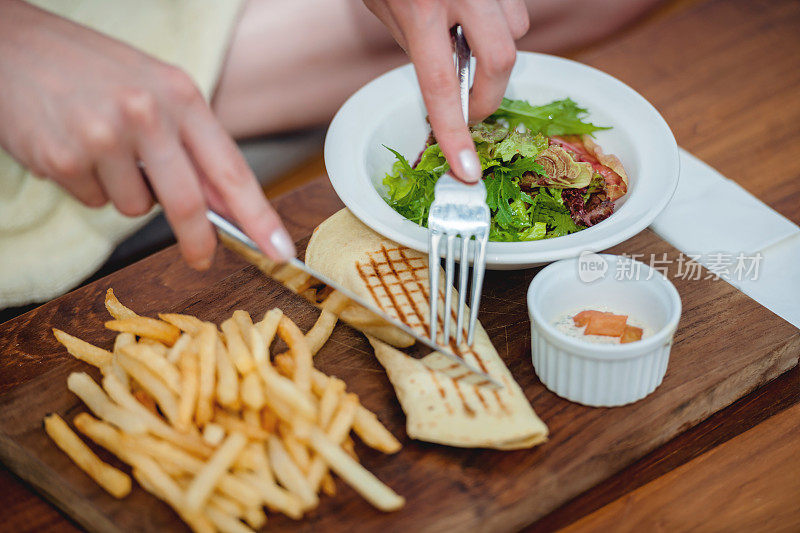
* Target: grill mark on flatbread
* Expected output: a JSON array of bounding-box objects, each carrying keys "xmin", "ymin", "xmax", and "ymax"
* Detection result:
[
  {"xmin": 451, "ymin": 375, "xmax": 476, "ymax": 416},
  {"xmin": 428, "ymin": 370, "xmax": 453, "ymax": 415},
  {"xmin": 356, "ymin": 244, "xmax": 511, "ymax": 416},
  {"xmin": 378, "ymin": 245, "xmax": 430, "ymax": 335}
]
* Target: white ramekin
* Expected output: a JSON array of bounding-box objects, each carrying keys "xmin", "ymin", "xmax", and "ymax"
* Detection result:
[{"xmin": 528, "ymin": 253, "xmax": 682, "ymax": 407}]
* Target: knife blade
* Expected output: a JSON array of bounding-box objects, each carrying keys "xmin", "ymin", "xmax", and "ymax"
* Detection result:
[{"xmin": 206, "ymin": 211, "xmax": 501, "ymax": 389}]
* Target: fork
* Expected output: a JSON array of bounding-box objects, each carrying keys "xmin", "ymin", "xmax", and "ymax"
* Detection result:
[{"xmin": 428, "ymin": 25, "xmax": 490, "ymax": 347}]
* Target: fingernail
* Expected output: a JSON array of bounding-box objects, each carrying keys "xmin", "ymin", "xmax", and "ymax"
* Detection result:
[
  {"xmin": 270, "ymin": 228, "xmax": 296, "ymax": 260},
  {"xmin": 458, "ymin": 149, "xmax": 481, "ymax": 183}
]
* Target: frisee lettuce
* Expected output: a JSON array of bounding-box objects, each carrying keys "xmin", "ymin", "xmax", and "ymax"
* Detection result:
[
  {"xmin": 381, "ymin": 97, "xmax": 604, "ymax": 241},
  {"xmin": 489, "ymin": 97, "xmax": 610, "ymax": 137}
]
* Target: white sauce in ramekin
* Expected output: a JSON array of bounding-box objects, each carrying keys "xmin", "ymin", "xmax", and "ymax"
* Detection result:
[{"xmin": 552, "ymin": 306, "xmax": 652, "ymax": 345}]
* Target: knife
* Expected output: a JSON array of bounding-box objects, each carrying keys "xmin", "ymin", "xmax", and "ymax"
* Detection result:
[{"xmin": 206, "ymin": 211, "xmax": 501, "ymax": 389}]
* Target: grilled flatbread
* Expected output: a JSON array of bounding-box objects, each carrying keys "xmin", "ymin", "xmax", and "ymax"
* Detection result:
[{"xmin": 306, "ymin": 209, "xmax": 548, "ymax": 449}]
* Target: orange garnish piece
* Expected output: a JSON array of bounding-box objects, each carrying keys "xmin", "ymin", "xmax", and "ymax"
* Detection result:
[
  {"xmin": 584, "ymin": 313, "xmax": 628, "ymax": 337},
  {"xmin": 620, "ymin": 325, "xmax": 643, "ymax": 343},
  {"xmin": 573, "ymin": 310, "xmax": 603, "ymax": 327}
]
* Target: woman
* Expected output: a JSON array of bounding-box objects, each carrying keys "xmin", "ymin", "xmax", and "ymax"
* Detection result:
[{"xmin": 0, "ymin": 0, "xmax": 661, "ymax": 309}]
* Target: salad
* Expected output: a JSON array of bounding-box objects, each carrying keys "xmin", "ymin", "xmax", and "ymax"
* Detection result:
[{"xmin": 381, "ymin": 98, "xmax": 629, "ymax": 242}]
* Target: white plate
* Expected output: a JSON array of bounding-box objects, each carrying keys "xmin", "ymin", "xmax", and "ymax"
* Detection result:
[{"xmin": 324, "ymin": 52, "xmax": 679, "ymax": 269}]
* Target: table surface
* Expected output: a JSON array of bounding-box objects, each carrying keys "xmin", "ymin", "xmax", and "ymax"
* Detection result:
[{"xmin": 1, "ymin": 0, "xmax": 799, "ymax": 531}]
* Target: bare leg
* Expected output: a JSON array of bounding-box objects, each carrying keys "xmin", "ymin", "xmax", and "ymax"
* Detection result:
[
  {"xmin": 212, "ymin": 0, "xmax": 405, "ymax": 138},
  {"xmin": 517, "ymin": 0, "xmax": 665, "ymax": 52},
  {"xmin": 213, "ymin": 0, "xmax": 665, "ymax": 139}
]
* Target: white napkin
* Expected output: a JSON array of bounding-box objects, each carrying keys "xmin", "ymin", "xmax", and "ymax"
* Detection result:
[{"xmin": 650, "ymin": 149, "xmax": 800, "ymax": 328}]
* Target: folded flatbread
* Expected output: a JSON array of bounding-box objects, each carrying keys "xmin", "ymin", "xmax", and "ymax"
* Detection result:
[{"xmin": 306, "ymin": 209, "xmax": 547, "ymax": 449}]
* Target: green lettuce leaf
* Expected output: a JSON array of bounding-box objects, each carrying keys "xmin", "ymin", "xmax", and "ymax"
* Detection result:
[
  {"xmin": 415, "ymin": 144, "xmax": 449, "ymax": 173},
  {"xmin": 489, "ymin": 98, "xmax": 610, "ymax": 137},
  {"xmin": 382, "ymin": 146, "xmax": 439, "ymax": 226},
  {"xmin": 470, "ymin": 122, "xmax": 509, "ymax": 143},
  {"xmin": 494, "ymin": 131, "xmax": 548, "ymax": 162},
  {"xmin": 380, "ymin": 96, "xmax": 606, "ymax": 241},
  {"xmin": 530, "ymin": 188, "xmax": 585, "ymax": 237}
]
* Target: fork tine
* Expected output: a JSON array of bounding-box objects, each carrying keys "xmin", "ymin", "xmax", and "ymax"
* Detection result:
[
  {"xmin": 467, "ymin": 233, "xmax": 489, "ymax": 345},
  {"xmin": 442, "ymin": 234, "xmax": 456, "ymax": 345},
  {"xmin": 428, "ymin": 230, "xmax": 442, "ymax": 343},
  {"xmin": 455, "ymin": 235, "xmax": 471, "ymax": 346}
]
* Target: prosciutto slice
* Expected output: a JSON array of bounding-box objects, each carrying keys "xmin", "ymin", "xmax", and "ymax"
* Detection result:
[{"xmin": 550, "ymin": 135, "xmax": 629, "ymax": 201}]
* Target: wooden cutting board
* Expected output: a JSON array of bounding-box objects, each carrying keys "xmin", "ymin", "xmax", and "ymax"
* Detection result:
[{"xmin": 0, "ymin": 179, "xmax": 798, "ymax": 533}]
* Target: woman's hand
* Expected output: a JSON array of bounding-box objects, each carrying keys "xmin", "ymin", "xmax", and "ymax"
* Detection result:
[
  {"xmin": 0, "ymin": 0, "xmax": 295, "ymax": 269},
  {"xmin": 364, "ymin": 0, "xmax": 530, "ymax": 183}
]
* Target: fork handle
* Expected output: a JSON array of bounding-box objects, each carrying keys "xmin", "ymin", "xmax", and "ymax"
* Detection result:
[{"xmin": 453, "ymin": 25, "xmax": 471, "ymax": 124}]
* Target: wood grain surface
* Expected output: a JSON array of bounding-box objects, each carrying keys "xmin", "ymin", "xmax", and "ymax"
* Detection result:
[
  {"xmin": 563, "ymin": 401, "xmax": 800, "ymax": 533},
  {"xmin": 0, "ymin": 176, "xmax": 797, "ymax": 532},
  {"xmin": 1, "ymin": 0, "xmax": 799, "ymax": 531}
]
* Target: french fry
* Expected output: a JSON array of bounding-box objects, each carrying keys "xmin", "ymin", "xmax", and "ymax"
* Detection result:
[
  {"xmin": 258, "ymin": 369, "xmax": 316, "ymax": 423},
  {"xmin": 73, "ymin": 413, "xmax": 139, "ymax": 465},
  {"xmin": 167, "ymin": 332, "xmax": 193, "ymax": 364},
  {"xmin": 305, "ymin": 310, "xmax": 338, "ymax": 356},
  {"xmin": 233, "ymin": 439, "xmax": 260, "ymax": 471},
  {"xmin": 117, "ymin": 353, "xmax": 179, "ymax": 424},
  {"xmin": 195, "ymin": 324, "xmax": 217, "ymax": 426},
  {"xmin": 240, "ymin": 372, "xmax": 265, "ymax": 411},
  {"xmin": 318, "ymin": 377, "xmax": 346, "ymax": 429},
  {"xmin": 48, "ymin": 289, "xmax": 406, "ymax": 529},
  {"xmin": 132, "ymin": 458, "xmax": 214, "ymax": 533},
  {"xmin": 131, "ymin": 434, "xmax": 260, "ymax": 508},
  {"xmin": 308, "ymin": 393, "xmax": 358, "ymax": 491},
  {"xmin": 261, "ymin": 409, "xmax": 278, "ymax": 434},
  {"xmin": 120, "ymin": 343, "xmax": 180, "ymax": 393},
  {"xmin": 279, "ymin": 424, "xmax": 311, "ymax": 473},
  {"xmin": 102, "ymin": 374, "xmax": 211, "ymax": 458},
  {"xmin": 342, "ymin": 436, "xmax": 358, "ymax": 461},
  {"xmin": 287, "ymin": 356, "xmax": 401, "ymax": 454},
  {"xmin": 113, "ymin": 332, "xmax": 136, "ymax": 352},
  {"xmin": 177, "ymin": 347, "xmax": 200, "ymax": 433},
  {"xmin": 208, "ymin": 494, "xmax": 244, "ymax": 519},
  {"xmin": 221, "ymin": 318, "xmax": 253, "ymax": 374},
  {"xmin": 138, "ymin": 338, "xmax": 168, "ymax": 358},
  {"xmin": 133, "ymin": 389, "xmax": 158, "ymax": 415},
  {"xmin": 104, "ymin": 288, "xmax": 139, "ymax": 320},
  {"xmin": 307, "ymin": 426, "xmax": 404, "ymax": 511},
  {"xmin": 242, "ymin": 408, "xmax": 262, "ymax": 434},
  {"xmin": 53, "ymin": 328, "xmax": 112, "ymax": 369},
  {"xmin": 202, "ymin": 423, "xmax": 226, "ymax": 446},
  {"xmin": 159, "ymin": 313, "xmax": 204, "ymax": 335},
  {"xmin": 231, "ymin": 310, "xmax": 254, "ymax": 350},
  {"xmin": 311, "ymin": 365, "xmax": 401, "ymax": 454},
  {"xmin": 44, "ymin": 413, "xmax": 131, "ymax": 498},
  {"xmin": 109, "ymin": 334, "xmax": 133, "ymax": 388},
  {"xmin": 255, "ymin": 309, "xmax": 282, "ymax": 349},
  {"xmin": 247, "ymin": 441, "xmax": 274, "ymax": 485},
  {"xmin": 215, "ymin": 338, "xmax": 239, "ymax": 408},
  {"xmin": 213, "ymin": 410, "xmax": 270, "ymax": 440},
  {"xmin": 242, "ymin": 505, "xmax": 267, "ymax": 530},
  {"xmin": 352, "ymin": 406, "xmax": 402, "ymax": 454},
  {"xmin": 246, "ymin": 327, "xmax": 267, "ymax": 368},
  {"xmin": 266, "ymin": 435, "xmax": 318, "ymax": 510},
  {"xmin": 206, "ymin": 504, "xmax": 256, "ymax": 533},
  {"xmin": 185, "ymin": 432, "xmax": 248, "ymax": 513},
  {"xmin": 278, "ymin": 317, "xmax": 312, "ymax": 393},
  {"xmin": 67, "ymin": 372, "xmax": 146, "ymax": 434},
  {"xmin": 105, "ymin": 317, "xmax": 180, "ymax": 346},
  {"xmin": 320, "ymin": 473, "xmax": 337, "ymax": 497},
  {"xmin": 236, "ymin": 471, "xmax": 303, "ymax": 519}
]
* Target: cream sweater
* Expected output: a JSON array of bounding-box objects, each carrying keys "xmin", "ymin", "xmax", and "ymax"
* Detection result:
[{"xmin": 0, "ymin": 0, "xmax": 244, "ymax": 307}]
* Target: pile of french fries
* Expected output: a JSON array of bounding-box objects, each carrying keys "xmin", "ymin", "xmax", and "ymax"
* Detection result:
[{"xmin": 45, "ymin": 289, "xmax": 403, "ymax": 532}]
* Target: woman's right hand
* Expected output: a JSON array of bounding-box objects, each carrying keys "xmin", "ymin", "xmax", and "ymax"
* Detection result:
[{"xmin": 0, "ymin": 0, "xmax": 295, "ymax": 269}]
